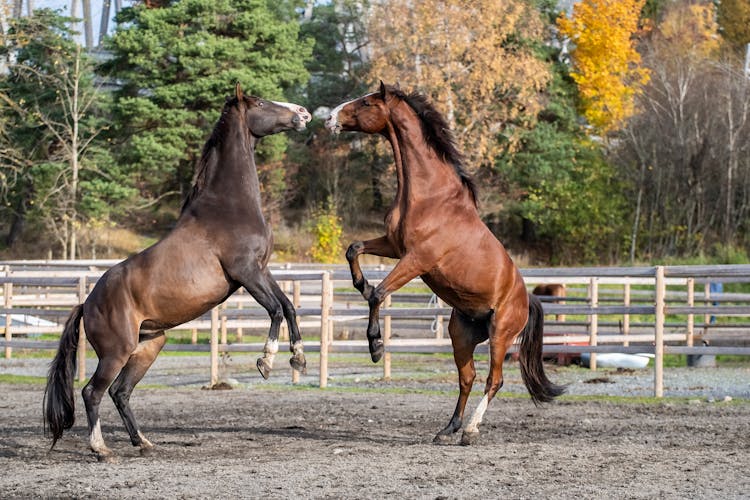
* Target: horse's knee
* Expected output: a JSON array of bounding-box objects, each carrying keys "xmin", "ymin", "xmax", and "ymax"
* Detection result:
[
  {"xmin": 368, "ymin": 287, "xmax": 388, "ymax": 308},
  {"xmin": 346, "ymin": 242, "xmax": 363, "ymax": 263}
]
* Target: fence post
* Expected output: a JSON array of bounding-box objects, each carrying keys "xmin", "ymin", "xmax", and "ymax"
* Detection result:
[
  {"xmin": 234, "ymin": 288, "xmax": 243, "ymax": 342},
  {"xmin": 319, "ymin": 272, "xmax": 332, "ymax": 388},
  {"xmin": 654, "ymin": 266, "xmax": 665, "ymax": 398},
  {"xmin": 588, "ymin": 277, "xmax": 599, "ymax": 370},
  {"xmin": 210, "ymin": 306, "xmax": 219, "ymax": 387},
  {"xmin": 220, "ymin": 302, "xmax": 228, "ymax": 345},
  {"xmin": 686, "ymin": 278, "xmax": 694, "ymax": 347},
  {"xmin": 703, "ymin": 282, "xmax": 711, "ymax": 335},
  {"xmin": 383, "ymin": 294, "xmax": 392, "ymax": 381},
  {"xmin": 77, "ymin": 277, "xmax": 87, "ymax": 382},
  {"xmin": 622, "ymin": 282, "xmax": 631, "ymax": 346},
  {"xmin": 4, "ymin": 282, "xmax": 12, "ymax": 359},
  {"xmin": 435, "ymin": 297, "xmax": 444, "ymax": 339}
]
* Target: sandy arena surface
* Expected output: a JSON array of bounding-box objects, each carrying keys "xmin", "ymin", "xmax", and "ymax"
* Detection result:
[{"xmin": 1, "ymin": 352, "xmax": 749, "ymax": 499}]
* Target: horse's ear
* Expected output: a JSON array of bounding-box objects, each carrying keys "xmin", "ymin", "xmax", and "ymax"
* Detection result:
[
  {"xmin": 379, "ymin": 80, "xmax": 387, "ymax": 100},
  {"xmin": 394, "ymin": 81, "xmax": 401, "ymax": 91},
  {"xmin": 235, "ymin": 82, "xmax": 243, "ymax": 100}
]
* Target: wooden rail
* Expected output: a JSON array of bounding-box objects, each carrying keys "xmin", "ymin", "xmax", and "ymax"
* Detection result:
[{"xmin": 2, "ymin": 261, "xmax": 750, "ymax": 396}]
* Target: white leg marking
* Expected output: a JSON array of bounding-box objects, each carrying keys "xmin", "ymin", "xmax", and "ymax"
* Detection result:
[
  {"xmin": 262, "ymin": 339, "xmax": 279, "ymax": 368},
  {"xmin": 90, "ymin": 419, "xmax": 109, "ymax": 453},
  {"xmin": 292, "ymin": 341, "xmax": 304, "ymax": 356},
  {"xmin": 138, "ymin": 430, "xmax": 154, "ymax": 449},
  {"xmin": 464, "ymin": 394, "xmax": 489, "ymax": 433}
]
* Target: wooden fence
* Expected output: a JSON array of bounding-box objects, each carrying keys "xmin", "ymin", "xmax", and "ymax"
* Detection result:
[{"xmin": 2, "ymin": 261, "xmax": 750, "ymax": 397}]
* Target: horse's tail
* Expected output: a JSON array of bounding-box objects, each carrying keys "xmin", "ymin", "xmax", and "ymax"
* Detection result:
[
  {"xmin": 44, "ymin": 304, "xmax": 84, "ymax": 449},
  {"xmin": 518, "ymin": 293, "xmax": 566, "ymax": 405}
]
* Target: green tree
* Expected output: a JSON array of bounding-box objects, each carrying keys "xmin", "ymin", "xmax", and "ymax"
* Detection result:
[
  {"xmin": 497, "ymin": 58, "xmax": 628, "ymax": 264},
  {"xmin": 102, "ymin": 0, "xmax": 313, "ymax": 212},
  {"xmin": 0, "ymin": 9, "xmax": 130, "ymax": 258}
]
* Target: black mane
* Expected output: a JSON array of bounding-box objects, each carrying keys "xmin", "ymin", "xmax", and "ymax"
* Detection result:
[
  {"xmin": 389, "ymin": 86, "xmax": 478, "ymax": 205},
  {"xmin": 180, "ymin": 98, "xmax": 240, "ymax": 213}
]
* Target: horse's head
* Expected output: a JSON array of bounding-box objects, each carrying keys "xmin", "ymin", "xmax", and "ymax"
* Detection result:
[
  {"xmin": 231, "ymin": 83, "xmax": 311, "ymax": 137},
  {"xmin": 325, "ymin": 81, "xmax": 396, "ymax": 135}
]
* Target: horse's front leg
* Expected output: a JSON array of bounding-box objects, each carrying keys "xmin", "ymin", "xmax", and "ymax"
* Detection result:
[
  {"xmin": 361, "ymin": 254, "xmax": 423, "ymax": 363},
  {"xmin": 346, "ymin": 236, "xmax": 398, "ymax": 299},
  {"xmin": 263, "ymin": 269, "xmax": 306, "ymax": 373}
]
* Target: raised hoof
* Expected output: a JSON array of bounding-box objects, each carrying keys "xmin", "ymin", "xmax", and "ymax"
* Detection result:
[
  {"xmin": 290, "ymin": 354, "xmax": 307, "ymax": 374},
  {"xmin": 369, "ymin": 341, "xmax": 384, "ymax": 363},
  {"xmin": 460, "ymin": 430, "xmax": 479, "ymax": 446},
  {"xmin": 256, "ymin": 358, "xmax": 271, "ymax": 380},
  {"xmin": 432, "ymin": 433, "xmax": 454, "ymax": 445}
]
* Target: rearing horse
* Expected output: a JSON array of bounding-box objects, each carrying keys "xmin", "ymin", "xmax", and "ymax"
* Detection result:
[
  {"xmin": 45, "ymin": 84, "xmax": 311, "ymax": 461},
  {"xmin": 326, "ymin": 82, "xmax": 564, "ymax": 445}
]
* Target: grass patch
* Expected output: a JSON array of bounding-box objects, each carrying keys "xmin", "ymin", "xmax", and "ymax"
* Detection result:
[{"xmin": 0, "ymin": 374, "xmax": 47, "ymax": 385}]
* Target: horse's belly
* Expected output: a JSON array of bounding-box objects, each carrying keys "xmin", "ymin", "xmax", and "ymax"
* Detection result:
[{"xmin": 421, "ymin": 272, "xmax": 493, "ymax": 319}]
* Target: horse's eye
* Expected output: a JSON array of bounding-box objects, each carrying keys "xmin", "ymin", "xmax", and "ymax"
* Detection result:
[
  {"xmin": 363, "ymin": 100, "xmax": 370, "ymax": 107},
  {"xmin": 258, "ymin": 101, "xmax": 264, "ymax": 107}
]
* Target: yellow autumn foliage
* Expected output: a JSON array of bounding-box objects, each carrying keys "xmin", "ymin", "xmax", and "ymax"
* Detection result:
[
  {"xmin": 557, "ymin": 0, "xmax": 650, "ymax": 133},
  {"xmin": 367, "ymin": 0, "xmax": 550, "ymax": 169}
]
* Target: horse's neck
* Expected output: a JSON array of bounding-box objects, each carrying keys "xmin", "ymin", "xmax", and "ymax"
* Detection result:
[
  {"xmin": 205, "ymin": 132, "xmax": 264, "ymax": 216},
  {"xmin": 387, "ymin": 105, "xmax": 463, "ymax": 206}
]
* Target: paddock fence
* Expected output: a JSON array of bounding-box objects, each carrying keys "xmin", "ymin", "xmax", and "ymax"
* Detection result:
[{"xmin": 2, "ymin": 260, "xmax": 750, "ymax": 397}]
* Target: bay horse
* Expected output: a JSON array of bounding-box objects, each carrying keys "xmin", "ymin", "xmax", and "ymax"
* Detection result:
[
  {"xmin": 325, "ymin": 82, "xmax": 564, "ymax": 445},
  {"xmin": 44, "ymin": 84, "xmax": 311, "ymax": 461}
]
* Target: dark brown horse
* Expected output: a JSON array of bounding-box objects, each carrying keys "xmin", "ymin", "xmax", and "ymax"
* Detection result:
[
  {"xmin": 44, "ymin": 84, "xmax": 311, "ymax": 461},
  {"xmin": 325, "ymin": 82, "xmax": 564, "ymax": 445}
]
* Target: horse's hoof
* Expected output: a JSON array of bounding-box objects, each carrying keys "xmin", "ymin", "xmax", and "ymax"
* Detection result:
[
  {"xmin": 97, "ymin": 452, "xmax": 118, "ymax": 464},
  {"xmin": 139, "ymin": 445, "xmax": 155, "ymax": 457},
  {"xmin": 290, "ymin": 354, "xmax": 307, "ymax": 374},
  {"xmin": 460, "ymin": 430, "xmax": 479, "ymax": 446},
  {"xmin": 433, "ymin": 433, "xmax": 454, "ymax": 445},
  {"xmin": 369, "ymin": 341, "xmax": 384, "ymax": 363},
  {"xmin": 256, "ymin": 358, "xmax": 271, "ymax": 380}
]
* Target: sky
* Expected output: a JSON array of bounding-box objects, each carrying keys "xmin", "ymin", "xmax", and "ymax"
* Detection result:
[{"xmin": 32, "ymin": 1, "xmax": 136, "ymax": 44}]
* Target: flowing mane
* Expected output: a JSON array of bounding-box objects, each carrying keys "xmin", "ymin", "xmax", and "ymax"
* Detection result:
[
  {"xmin": 389, "ymin": 86, "xmax": 478, "ymax": 206},
  {"xmin": 181, "ymin": 98, "xmax": 240, "ymax": 213}
]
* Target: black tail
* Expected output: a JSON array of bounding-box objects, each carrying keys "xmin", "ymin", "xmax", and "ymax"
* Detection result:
[
  {"xmin": 518, "ymin": 294, "xmax": 566, "ymax": 405},
  {"xmin": 44, "ymin": 304, "xmax": 83, "ymax": 448}
]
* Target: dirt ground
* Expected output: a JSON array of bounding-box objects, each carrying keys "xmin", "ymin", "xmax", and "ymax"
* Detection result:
[{"xmin": 1, "ymin": 372, "xmax": 749, "ymax": 499}]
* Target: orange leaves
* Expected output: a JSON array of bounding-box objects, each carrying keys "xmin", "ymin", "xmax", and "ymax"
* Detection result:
[
  {"xmin": 367, "ymin": 0, "xmax": 550, "ymax": 168},
  {"xmin": 557, "ymin": 0, "xmax": 649, "ymax": 133}
]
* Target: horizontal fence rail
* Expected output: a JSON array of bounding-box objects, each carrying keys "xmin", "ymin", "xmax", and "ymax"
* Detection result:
[{"xmin": 2, "ymin": 261, "xmax": 750, "ymax": 396}]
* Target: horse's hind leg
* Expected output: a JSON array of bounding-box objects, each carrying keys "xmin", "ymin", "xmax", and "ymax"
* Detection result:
[
  {"xmin": 108, "ymin": 332, "xmax": 166, "ymax": 456},
  {"xmin": 434, "ymin": 311, "xmax": 479, "ymax": 444},
  {"xmin": 460, "ymin": 309, "xmax": 524, "ymax": 446},
  {"xmin": 81, "ymin": 347, "xmax": 131, "ymax": 462},
  {"xmin": 264, "ymin": 269, "xmax": 306, "ymax": 373}
]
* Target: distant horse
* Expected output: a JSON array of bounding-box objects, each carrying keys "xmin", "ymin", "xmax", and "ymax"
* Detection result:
[
  {"xmin": 326, "ymin": 82, "xmax": 564, "ymax": 445},
  {"xmin": 44, "ymin": 84, "xmax": 311, "ymax": 461},
  {"xmin": 532, "ymin": 283, "xmax": 567, "ymax": 322}
]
